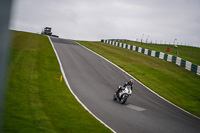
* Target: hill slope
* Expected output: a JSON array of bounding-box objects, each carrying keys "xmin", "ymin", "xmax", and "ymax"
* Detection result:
[{"xmin": 3, "ymin": 31, "xmax": 111, "ymax": 133}]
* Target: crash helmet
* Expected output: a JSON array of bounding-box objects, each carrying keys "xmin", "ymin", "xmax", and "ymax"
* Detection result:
[{"xmin": 128, "ymin": 79, "xmax": 134, "ymax": 85}]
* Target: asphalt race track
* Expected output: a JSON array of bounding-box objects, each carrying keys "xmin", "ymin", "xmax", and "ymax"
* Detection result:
[{"xmin": 50, "ymin": 37, "xmax": 200, "ymax": 133}]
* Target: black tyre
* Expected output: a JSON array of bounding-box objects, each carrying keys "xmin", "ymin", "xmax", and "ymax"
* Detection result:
[
  {"xmin": 113, "ymin": 93, "xmax": 117, "ymax": 101},
  {"xmin": 120, "ymin": 95, "xmax": 128, "ymax": 104}
]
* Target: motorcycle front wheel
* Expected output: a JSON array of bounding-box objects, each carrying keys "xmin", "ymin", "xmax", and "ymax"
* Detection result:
[{"xmin": 120, "ymin": 94, "xmax": 128, "ymax": 104}]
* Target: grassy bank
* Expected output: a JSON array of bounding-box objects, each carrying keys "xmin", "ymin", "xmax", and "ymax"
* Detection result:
[
  {"xmin": 120, "ymin": 41, "xmax": 200, "ymax": 65},
  {"xmin": 77, "ymin": 41, "xmax": 200, "ymax": 117},
  {"xmin": 3, "ymin": 31, "xmax": 112, "ymax": 133}
]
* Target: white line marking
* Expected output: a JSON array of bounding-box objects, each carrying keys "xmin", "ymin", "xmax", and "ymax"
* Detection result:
[
  {"xmin": 48, "ymin": 37, "xmax": 116, "ymax": 133},
  {"xmin": 126, "ymin": 104, "xmax": 146, "ymax": 111}
]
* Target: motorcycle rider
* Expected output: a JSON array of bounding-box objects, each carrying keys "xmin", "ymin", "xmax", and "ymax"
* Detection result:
[{"xmin": 116, "ymin": 79, "xmax": 134, "ymax": 99}]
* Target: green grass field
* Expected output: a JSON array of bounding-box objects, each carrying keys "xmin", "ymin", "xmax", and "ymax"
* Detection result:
[
  {"xmin": 77, "ymin": 41, "xmax": 200, "ymax": 117},
  {"xmin": 120, "ymin": 41, "xmax": 200, "ymax": 65},
  {"xmin": 3, "ymin": 31, "xmax": 112, "ymax": 133}
]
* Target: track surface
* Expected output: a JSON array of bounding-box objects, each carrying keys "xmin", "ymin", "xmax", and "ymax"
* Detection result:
[{"xmin": 50, "ymin": 37, "xmax": 200, "ymax": 133}]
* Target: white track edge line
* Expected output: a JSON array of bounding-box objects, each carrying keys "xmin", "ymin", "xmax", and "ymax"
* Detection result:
[
  {"xmin": 48, "ymin": 37, "xmax": 116, "ymax": 133},
  {"xmin": 75, "ymin": 41, "xmax": 200, "ymax": 120}
]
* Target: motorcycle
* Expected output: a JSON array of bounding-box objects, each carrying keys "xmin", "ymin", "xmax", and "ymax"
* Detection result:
[{"xmin": 113, "ymin": 86, "xmax": 132, "ymax": 104}]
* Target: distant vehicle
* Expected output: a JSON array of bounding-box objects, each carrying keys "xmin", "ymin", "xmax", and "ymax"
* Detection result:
[
  {"xmin": 41, "ymin": 27, "xmax": 52, "ymax": 35},
  {"xmin": 41, "ymin": 27, "xmax": 59, "ymax": 38}
]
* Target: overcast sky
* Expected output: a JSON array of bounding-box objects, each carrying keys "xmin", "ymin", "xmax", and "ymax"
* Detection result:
[{"xmin": 9, "ymin": 0, "xmax": 200, "ymax": 47}]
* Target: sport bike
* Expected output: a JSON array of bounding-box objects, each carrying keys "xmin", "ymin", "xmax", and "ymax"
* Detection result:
[{"xmin": 113, "ymin": 86, "xmax": 132, "ymax": 104}]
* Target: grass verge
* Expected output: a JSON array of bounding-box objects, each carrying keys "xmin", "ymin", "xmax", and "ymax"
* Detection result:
[
  {"xmin": 77, "ymin": 41, "xmax": 200, "ymax": 117},
  {"xmin": 120, "ymin": 41, "xmax": 200, "ymax": 65},
  {"xmin": 3, "ymin": 31, "xmax": 112, "ymax": 133}
]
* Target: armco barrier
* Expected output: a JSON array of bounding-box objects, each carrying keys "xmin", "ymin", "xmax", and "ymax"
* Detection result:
[{"xmin": 102, "ymin": 39, "xmax": 200, "ymax": 75}]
